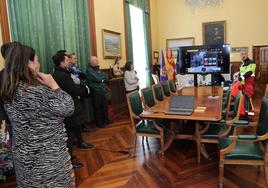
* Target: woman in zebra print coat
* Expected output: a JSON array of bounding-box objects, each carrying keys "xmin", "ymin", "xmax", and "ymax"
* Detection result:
[{"xmin": 0, "ymin": 44, "xmax": 75, "ymax": 187}]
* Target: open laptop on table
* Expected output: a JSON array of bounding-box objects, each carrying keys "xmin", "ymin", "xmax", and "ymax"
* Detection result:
[{"xmin": 165, "ymin": 95, "xmax": 195, "ymax": 115}]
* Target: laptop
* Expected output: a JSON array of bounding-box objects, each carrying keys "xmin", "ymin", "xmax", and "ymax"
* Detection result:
[{"xmin": 165, "ymin": 96, "xmax": 195, "ymax": 115}]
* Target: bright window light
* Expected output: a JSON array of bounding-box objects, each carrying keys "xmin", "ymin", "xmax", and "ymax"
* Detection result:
[{"xmin": 129, "ymin": 4, "xmax": 148, "ymax": 90}]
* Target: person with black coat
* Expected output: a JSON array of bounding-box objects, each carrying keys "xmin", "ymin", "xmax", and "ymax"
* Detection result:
[{"xmin": 52, "ymin": 50, "xmax": 93, "ymax": 168}]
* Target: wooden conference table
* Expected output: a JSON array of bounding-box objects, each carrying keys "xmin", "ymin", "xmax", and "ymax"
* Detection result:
[{"xmin": 140, "ymin": 86, "xmax": 223, "ymax": 163}]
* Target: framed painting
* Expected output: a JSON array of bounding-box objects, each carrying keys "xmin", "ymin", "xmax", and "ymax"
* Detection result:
[
  {"xmin": 102, "ymin": 29, "xmax": 121, "ymax": 59},
  {"xmin": 231, "ymin": 47, "xmax": 248, "ymax": 53},
  {"xmin": 202, "ymin": 21, "xmax": 226, "ymax": 45},
  {"xmin": 166, "ymin": 37, "xmax": 195, "ymax": 58},
  {"xmin": 166, "ymin": 37, "xmax": 195, "ymax": 50}
]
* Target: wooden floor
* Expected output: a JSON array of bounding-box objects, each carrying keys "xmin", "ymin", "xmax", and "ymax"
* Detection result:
[{"xmin": 1, "ymin": 83, "xmax": 267, "ymax": 188}]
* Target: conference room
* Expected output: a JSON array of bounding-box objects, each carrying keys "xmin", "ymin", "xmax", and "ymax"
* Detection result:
[{"xmin": 1, "ymin": 0, "xmax": 268, "ymax": 187}]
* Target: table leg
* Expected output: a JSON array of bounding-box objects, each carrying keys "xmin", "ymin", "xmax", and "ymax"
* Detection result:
[
  {"xmin": 158, "ymin": 121, "xmax": 176, "ymax": 156},
  {"xmin": 200, "ymin": 143, "xmax": 211, "ymax": 160},
  {"xmin": 195, "ymin": 122, "xmax": 201, "ymax": 163},
  {"xmin": 195, "ymin": 121, "xmax": 211, "ymax": 163}
]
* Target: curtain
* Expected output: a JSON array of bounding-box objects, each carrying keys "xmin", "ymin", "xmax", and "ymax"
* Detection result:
[
  {"xmin": 8, "ymin": 0, "xmax": 91, "ymax": 73},
  {"xmin": 124, "ymin": 3, "xmax": 133, "ymax": 62},
  {"xmin": 125, "ymin": 0, "xmax": 151, "ymax": 86},
  {"xmin": 8, "ymin": 0, "xmax": 94, "ymax": 122}
]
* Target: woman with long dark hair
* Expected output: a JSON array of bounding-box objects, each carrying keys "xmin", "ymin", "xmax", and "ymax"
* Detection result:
[{"xmin": 0, "ymin": 44, "xmax": 75, "ymax": 187}]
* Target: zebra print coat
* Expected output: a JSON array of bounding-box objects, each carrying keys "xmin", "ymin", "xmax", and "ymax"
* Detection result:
[{"xmin": 4, "ymin": 82, "xmax": 75, "ymax": 188}]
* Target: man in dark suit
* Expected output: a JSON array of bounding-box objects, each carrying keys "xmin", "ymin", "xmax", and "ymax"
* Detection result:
[{"xmin": 52, "ymin": 50, "xmax": 93, "ymax": 168}]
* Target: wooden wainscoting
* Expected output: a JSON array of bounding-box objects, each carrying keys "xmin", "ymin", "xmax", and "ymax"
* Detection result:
[
  {"xmin": 254, "ymin": 45, "xmax": 268, "ymax": 83},
  {"xmin": 231, "ymin": 61, "xmax": 241, "ymax": 79}
]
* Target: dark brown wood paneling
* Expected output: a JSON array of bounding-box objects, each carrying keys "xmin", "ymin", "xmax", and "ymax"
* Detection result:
[
  {"xmin": 0, "ymin": 0, "xmax": 11, "ymax": 43},
  {"xmin": 253, "ymin": 45, "xmax": 268, "ymax": 83},
  {"xmin": 100, "ymin": 68, "xmax": 128, "ymax": 118},
  {"xmin": 108, "ymin": 77, "xmax": 127, "ymax": 119},
  {"xmin": 231, "ymin": 61, "xmax": 241, "ymax": 80}
]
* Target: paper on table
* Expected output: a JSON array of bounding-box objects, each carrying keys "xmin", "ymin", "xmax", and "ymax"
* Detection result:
[{"xmin": 194, "ymin": 106, "xmax": 207, "ymax": 112}]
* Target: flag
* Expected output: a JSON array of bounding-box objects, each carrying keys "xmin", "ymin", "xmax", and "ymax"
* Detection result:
[
  {"xmin": 170, "ymin": 50, "xmax": 177, "ymax": 80},
  {"xmin": 165, "ymin": 49, "xmax": 175, "ymax": 80},
  {"xmin": 160, "ymin": 50, "xmax": 168, "ymax": 81}
]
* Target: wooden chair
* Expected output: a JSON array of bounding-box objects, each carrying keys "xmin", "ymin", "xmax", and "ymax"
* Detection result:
[
  {"xmin": 160, "ymin": 80, "xmax": 171, "ymax": 97},
  {"xmin": 218, "ymin": 95, "xmax": 268, "ymax": 187},
  {"xmin": 168, "ymin": 79, "xmax": 177, "ymax": 94},
  {"xmin": 126, "ymin": 91, "xmax": 164, "ymax": 156},
  {"xmin": 152, "ymin": 74, "xmax": 160, "ymax": 84},
  {"xmin": 152, "ymin": 84, "xmax": 165, "ymax": 103},
  {"xmin": 199, "ymin": 91, "xmax": 244, "ymax": 157},
  {"xmin": 221, "ymin": 87, "xmax": 232, "ymax": 119},
  {"xmin": 141, "ymin": 87, "xmax": 156, "ymax": 110}
]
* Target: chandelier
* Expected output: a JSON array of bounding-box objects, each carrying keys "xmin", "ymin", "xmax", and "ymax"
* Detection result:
[{"xmin": 185, "ymin": 0, "xmax": 223, "ymax": 8}]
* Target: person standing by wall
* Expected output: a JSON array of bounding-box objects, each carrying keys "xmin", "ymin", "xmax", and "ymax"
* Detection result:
[
  {"xmin": 124, "ymin": 62, "xmax": 139, "ymax": 93},
  {"xmin": 52, "ymin": 50, "xmax": 93, "ymax": 169},
  {"xmin": 239, "ymin": 50, "xmax": 256, "ymax": 98},
  {"xmin": 0, "ymin": 44, "xmax": 75, "ymax": 187},
  {"xmin": 86, "ymin": 56, "xmax": 111, "ymax": 128},
  {"xmin": 67, "ymin": 53, "xmax": 92, "ymax": 132}
]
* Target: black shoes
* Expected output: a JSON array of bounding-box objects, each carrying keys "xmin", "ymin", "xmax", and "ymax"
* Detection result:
[
  {"xmin": 82, "ymin": 127, "xmax": 90, "ymax": 132},
  {"xmin": 73, "ymin": 161, "xmax": 84, "ymax": 169},
  {"xmin": 105, "ymin": 120, "xmax": 113, "ymax": 125},
  {"xmin": 96, "ymin": 122, "xmax": 105, "ymax": 128},
  {"xmin": 77, "ymin": 142, "xmax": 94, "ymax": 149},
  {"xmin": 96, "ymin": 119, "xmax": 112, "ymax": 128}
]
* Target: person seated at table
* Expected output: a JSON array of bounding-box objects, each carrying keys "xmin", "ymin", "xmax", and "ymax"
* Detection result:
[{"xmin": 113, "ymin": 57, "xmax": 123, "ymax": 77}]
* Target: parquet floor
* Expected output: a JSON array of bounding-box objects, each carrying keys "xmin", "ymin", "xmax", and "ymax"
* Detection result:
[
  {"xmin": 73, "ymin": 115, "xmax": 267, "ymax": 188},
  {"xmin": 1, "ymin": 83, "xmax": 267, "ymax": 188}
]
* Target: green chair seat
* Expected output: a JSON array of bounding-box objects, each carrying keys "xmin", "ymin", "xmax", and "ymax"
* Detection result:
[
  {"xmin": 218, "ymin": 96, "xmax": 268, "ymax": 187},
  {"xmin": 219, "ymin": 138, "xmax": 264, "ymax": 160},
  {"xmin": 136, "ymin": 120, "xmax": 160, "ymax": 134},
  {"xmin": 202, "ymin": 124, "xmax": 228, "ymax": 139}
]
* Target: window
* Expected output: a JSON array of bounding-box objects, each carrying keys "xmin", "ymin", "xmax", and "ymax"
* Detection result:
[{"xmin": 129, "ymin": 4, "xmax": 148, "ymax": 89}]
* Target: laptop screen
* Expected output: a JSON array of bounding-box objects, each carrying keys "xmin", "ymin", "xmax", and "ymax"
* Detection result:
[{"xmin": 169, "ymin": 96, "xmax": 195, "ymax": 111}]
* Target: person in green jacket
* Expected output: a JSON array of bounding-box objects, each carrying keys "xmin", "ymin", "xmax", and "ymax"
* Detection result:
[{"xmin": 86, "ymin": 56, "xmax": 111, "ymax": 128}]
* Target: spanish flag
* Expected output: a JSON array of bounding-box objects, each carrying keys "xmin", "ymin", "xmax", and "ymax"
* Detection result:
[{"xmin": 165, "ymin": 49, "xmax": 176, "ymax": 80}]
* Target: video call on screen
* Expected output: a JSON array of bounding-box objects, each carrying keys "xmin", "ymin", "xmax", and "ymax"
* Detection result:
[{"xmin": 177, "ymin": 44, "xmax": 230, "ymax": 74}]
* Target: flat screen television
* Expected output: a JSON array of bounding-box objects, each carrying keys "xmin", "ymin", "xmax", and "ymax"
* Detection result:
[{"xmin": 176, "ymin": 44, "xmax": 230, "ymax": 74}]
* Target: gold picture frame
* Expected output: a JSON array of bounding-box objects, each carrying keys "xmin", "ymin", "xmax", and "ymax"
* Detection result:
[
  {"xmin": 231, "ymin": 47, "xmax": 248, "ymax": 53},
  {"xmin": 166, "ymin": 37, "xmax": 195, "ymax": 58},
  {"xmin": 166, "ymin": 37, "xmax": 195, "ymax": 50},
  {"xmin": 202, "ymin": 20, "xmax": 226, "ymax": 45},
  {"xmin": 102, "ymin": 29, "xmax": 121, "ymax": 59}
]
